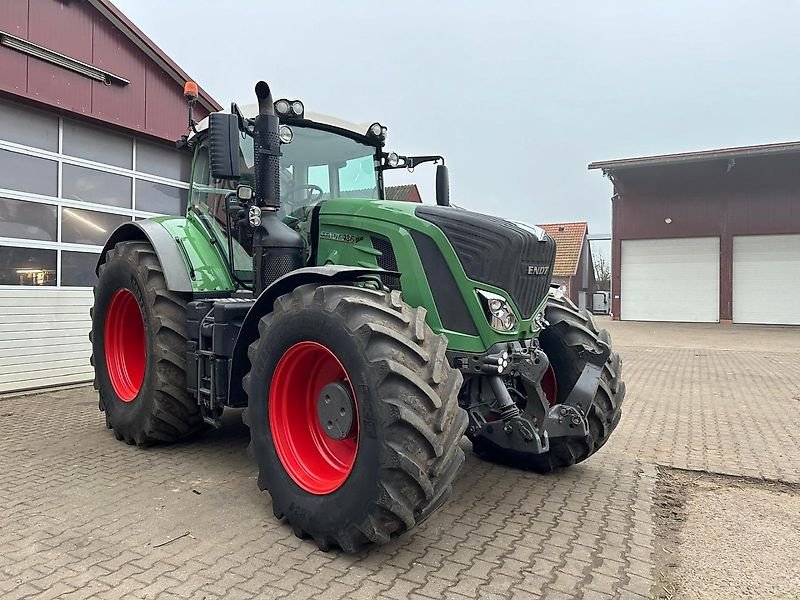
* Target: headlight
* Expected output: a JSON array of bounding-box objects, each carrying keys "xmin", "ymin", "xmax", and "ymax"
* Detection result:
[
  {"xmin": 279, "ymin": 125, "xmax": 294, "ymax": 144},
  {"xmin": 477, "ymin": 290, "xmax": 517, "ymax": 332}
]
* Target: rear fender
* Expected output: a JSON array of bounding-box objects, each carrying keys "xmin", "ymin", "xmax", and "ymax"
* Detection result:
[
  {"xmin": 97, "ymin": 221, "xmax": 193, "ymax": 292},
  {"xmin": 227, "ymin": 266, "xmax": 394, "ymax": 407},
  {"xmin": 96, "ymin": 217, "xmax": 234, "ymax": 293}
]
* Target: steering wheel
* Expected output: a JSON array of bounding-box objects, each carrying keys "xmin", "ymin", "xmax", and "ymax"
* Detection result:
[{"xmin": 282, "ymin": 184, "xmax": 325, "ymax": 213}]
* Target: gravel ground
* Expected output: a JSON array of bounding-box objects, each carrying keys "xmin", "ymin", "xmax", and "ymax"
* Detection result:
[{"xmin": 654, "ymin": 469, "xmax": 800, "ymax": 600}]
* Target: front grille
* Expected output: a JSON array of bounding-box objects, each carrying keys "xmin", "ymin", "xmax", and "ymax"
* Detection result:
[
  {"xmin": 411, "ymin": 231, "xmax": 478, "ymax": 335},
  {"xmin": 416, "ymin": 207, "xmax": 556, "ymax": 318},
  {"xmin": 370, "ymin": 236, "xmax": 401, "ymax": 290}
]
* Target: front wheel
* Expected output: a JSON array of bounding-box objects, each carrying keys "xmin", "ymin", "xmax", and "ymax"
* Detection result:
[{"xmin": 243, "ymin": 284, "xmax": 467, "ymax": 552}]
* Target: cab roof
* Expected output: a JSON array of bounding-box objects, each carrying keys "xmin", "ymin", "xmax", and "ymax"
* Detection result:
[{"xmin": 190, "ymin": 104, "xmax": 377, "ymax": 140}]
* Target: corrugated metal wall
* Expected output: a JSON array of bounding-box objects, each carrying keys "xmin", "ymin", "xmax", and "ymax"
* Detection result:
[{"xmin": 0, "ymin": 0, "xmax": 211, "ymax": 142}]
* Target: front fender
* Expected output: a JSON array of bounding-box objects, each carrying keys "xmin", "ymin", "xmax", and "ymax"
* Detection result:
[{"xmin": 227, "ymin": 266, "xmax": 395, "ymax": 406}]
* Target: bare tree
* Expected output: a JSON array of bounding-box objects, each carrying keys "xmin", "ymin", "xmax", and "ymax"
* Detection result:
[{"xmin": 593, "ymin": 254, "xmax": 611, "ymax": 291}]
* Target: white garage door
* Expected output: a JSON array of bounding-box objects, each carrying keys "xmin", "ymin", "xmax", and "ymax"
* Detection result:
[
  {"xmin": 0, "ymin": 288, "xmax": 94, "ymax": 393},
  {"xmin": 733, "ymin": 234, "xmax": 800, "ymax": 325},
  {"xmin": 621, "ymin": 237, "xmax": 719, "ymax": 322}
]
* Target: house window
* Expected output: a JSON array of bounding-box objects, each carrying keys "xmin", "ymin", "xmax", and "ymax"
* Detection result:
[
  {"xmin": 0, "ymin": 150, "xmax": 58, "ymax": 196},
  {"xmin": 61, "ymin": 207, "xmax": 130, "ymax": 246},
  {"xmin": 0, "ymin": 197, "xmax": 57, "ymax": 241},
  {"xmin": 0, "ymin": 247, "xmax": 57, "ymax": 286},
  {"xmin": 135, "ymin": 180, "xmax": 187, "ymax": 215},
  {"xmin": 0, "ymin": 99, "xmax": 58, "ymax": 151},
  {"xmin": 62, "ymin": 120, "xmax": 133, "ymax": 169},
  {"xmin": 136, "ymin": 140, "xmax": 192, "ymax": 181},
  {"xmin": 61, "ymin": 251, "xmax": 100, "ymax": 287},
  {"xmin": 62, "ymin": 164, "xmax": 132, "ymax": 209}
]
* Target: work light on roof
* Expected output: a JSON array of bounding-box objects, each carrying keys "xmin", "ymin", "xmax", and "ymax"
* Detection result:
[
  {"xmin": 274, "ymin": 99, "xmax": 290, "ymax": 115},
  {"xmin": 290, "ymin": 100, "xmax": 304, "ymax": 117},
  {"xmin": 279, "ymin": 125, "xmax": 294, "ymax": 144}
]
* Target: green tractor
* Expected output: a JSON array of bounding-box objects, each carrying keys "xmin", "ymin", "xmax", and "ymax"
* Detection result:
[{"xmin": 90, "ymin": 80, "xmax": 625, "ymax": 552}]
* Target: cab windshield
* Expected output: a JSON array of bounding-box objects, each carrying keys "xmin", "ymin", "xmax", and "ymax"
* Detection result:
[
  {"xmin": 233, "ymin": 125, "xmax": 379, "ymax": 219},
  {"xmin": 280, "ymin": 126, "xmax": 379, "ymax": 213}
]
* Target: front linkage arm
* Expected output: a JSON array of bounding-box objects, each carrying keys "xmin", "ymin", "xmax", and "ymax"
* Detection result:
[{"xmin": 456, "ymin": 325, "xmax": 611, "ymax": 457}]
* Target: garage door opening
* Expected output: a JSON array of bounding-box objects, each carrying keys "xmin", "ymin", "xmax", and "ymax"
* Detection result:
[
  {"xmin": 733, "ymin": 234, "xmax": 800, "ymax": 325},
  {"xmin": 621, "ymin": 237, "xmax": 720, "ymax": 323}
]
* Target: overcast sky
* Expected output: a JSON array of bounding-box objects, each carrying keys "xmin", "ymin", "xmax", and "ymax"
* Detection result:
[{"xmin": 116, "ymin": 0, "xmax": 800, "ymax": 250}]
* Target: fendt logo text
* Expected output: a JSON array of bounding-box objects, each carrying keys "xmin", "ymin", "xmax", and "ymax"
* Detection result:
[{"xmin": 526, "ymin": 265, "xmax": 549, "ymax": 276}]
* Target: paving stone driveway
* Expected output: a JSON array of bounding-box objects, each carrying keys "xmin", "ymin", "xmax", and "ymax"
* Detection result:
[{"xmin": 1, "ymin": 320, "xmax": 798, "ymax": 600}]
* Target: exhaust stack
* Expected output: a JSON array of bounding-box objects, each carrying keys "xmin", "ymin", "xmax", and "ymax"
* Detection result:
[
  {"xmin": 253, "ymin": 81, "xmax": 280, "ymax": 210},
  {"xmin": 250, "ymin": 81, "xmax": 304, "ymax": 295}
]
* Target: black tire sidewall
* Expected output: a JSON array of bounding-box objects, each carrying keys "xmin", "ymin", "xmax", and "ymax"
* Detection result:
[
  {"xmin": 248, "ymin": 304, "xmax": 386, "ymax": 534},
  {"xmin": 92, "ymin": 249, "xmax": 158, "ymax": 433}
]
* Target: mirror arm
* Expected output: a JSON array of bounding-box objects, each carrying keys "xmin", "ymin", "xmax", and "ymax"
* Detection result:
[
  {"xmin": 408, "ymin": 155, "xmax": 445, "ymax": 168},
  {"xmin": 381, "ymin": 154, "xmax": 444, "ymax": 171}
]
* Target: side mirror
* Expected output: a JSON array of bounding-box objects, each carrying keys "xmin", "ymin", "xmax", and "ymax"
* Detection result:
[
  {"xmin": 208, "ymin": 113, "xmax": 240, "ymax": 180},
  {"xmin": 435, "ymin": 164, "xmax": 450, "ymax": 207}
]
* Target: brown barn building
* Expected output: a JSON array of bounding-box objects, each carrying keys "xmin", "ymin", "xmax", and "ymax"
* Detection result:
[
  {"xmin": 0, "ymin": 0, "xmax": 219, "ymax": 392},
  {"xmin": 538, "ymin": 222, "xmax": 595, "ymax": 310},
  {"xmin": 589, "ymin": 142, "xmax": 800, "ymax": 325}
]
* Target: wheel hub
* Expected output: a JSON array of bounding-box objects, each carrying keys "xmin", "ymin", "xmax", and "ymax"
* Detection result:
[{"xmin": 317, "ymin": 382, "xmax": 354, "ymax": 440}]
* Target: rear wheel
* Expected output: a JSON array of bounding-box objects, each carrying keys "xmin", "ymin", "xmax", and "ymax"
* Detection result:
[
  {"xmin": 243, "ymin": 284, "xmax": 467, "ymax": 552},
  {"xmin": 90, "ymin": 240, "xmax": 203, "ymax": 445}
]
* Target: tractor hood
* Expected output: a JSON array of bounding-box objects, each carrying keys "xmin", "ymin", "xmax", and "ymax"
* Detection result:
[
  {"xmin": 317, "ymin": 198, "xmax": 556, "ymax": 353},
  {"xmin": 413, "ymin": 206, "xmax": 556, "ymax": 319}
]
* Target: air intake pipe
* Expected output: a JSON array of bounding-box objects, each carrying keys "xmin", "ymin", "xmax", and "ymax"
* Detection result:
[
  {"xmin": 253, "ymin": 81, "xmax": 280, "ymax": 209},
  {"xmin": 251, "ymin": 81, "xmax": 304, "ymax": 295}
]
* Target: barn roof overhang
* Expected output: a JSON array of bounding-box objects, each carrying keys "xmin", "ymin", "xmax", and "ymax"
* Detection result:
[{"xmin": 588, "ymin": 140, "xmax": 800, "ymax": 175}]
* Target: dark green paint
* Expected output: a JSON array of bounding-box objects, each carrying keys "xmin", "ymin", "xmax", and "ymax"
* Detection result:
[
  {"xmin": 151, "ymin": 213, "xmax": 234, "ymax": 293},
  {"xmin": 316, "ymin": 198, "xmax": 545, "ymax": 353}
]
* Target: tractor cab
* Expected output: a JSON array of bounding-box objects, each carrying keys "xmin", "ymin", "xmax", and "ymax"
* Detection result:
[
  {"xmin": 186, "ymin": 106, "xmax": 386, "ymax": 278},
  {"xmin": 184, "ymin": 96, "xmax": 449, "ymax": 290}
]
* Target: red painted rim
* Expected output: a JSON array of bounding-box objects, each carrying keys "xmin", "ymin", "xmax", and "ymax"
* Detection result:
[
  {"xmin": 269, "ymin": 341, "xmax": 359, "ymax": 495},
  {"xmin": 104, "ymin": 289, "xmax": 146, "ymax": 402},
  {"xmin": 541, "ymin": 364, "xmax": 558, "ymax": 407}
]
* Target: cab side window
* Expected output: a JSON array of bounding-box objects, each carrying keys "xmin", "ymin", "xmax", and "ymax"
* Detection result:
[{"xmin": 190, "ymin": 143, "xmax": 234, "ymax": 225}]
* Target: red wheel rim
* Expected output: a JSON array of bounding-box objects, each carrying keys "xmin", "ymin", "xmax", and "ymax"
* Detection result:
[
  {"xmin": 541, "ymin": 364, "xmax": 558, "ymax": 407},
  {"xmin": 269, "ymin": 341, "xmax": 359, "ymax": 495},
  {"xmin": 104, "ymin": 289, "xmax": 146, "ymax": 402}
]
